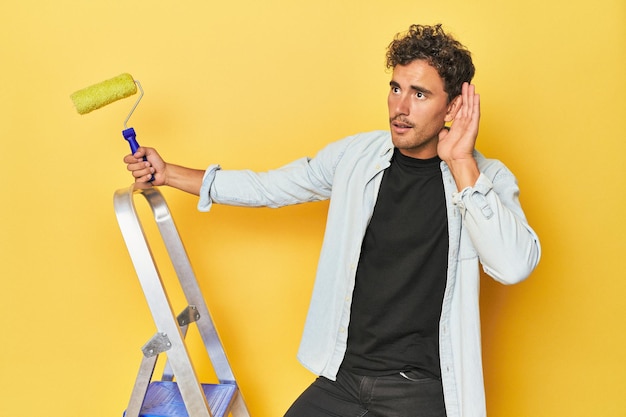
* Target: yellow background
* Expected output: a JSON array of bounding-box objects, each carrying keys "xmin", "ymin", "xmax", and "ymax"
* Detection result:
[{"xmin": 1, "ymin": 0, "xmax": 624, "ymax": 416}]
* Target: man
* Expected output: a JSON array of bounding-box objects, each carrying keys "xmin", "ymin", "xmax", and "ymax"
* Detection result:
[{"xmin": 125, "ymin": 24, "xmax": 541, "ymax": 417}]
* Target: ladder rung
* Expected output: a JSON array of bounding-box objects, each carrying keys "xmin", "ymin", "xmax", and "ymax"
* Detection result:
[{"xmin": 137, "ymin": 381, "xmax": 238, "ymax": 417}]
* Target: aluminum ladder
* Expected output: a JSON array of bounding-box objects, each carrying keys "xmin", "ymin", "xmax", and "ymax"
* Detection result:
[{"xmin": 114, "ymin": 183, "xmax": 250, "ymax": 417}]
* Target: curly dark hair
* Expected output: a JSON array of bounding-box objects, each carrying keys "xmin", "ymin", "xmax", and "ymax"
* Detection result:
[{"xmin": 386, "ymin": 24, "xmax": 475, "ymax": 101}]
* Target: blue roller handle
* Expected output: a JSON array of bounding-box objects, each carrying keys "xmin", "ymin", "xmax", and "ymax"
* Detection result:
[{"xmin": 123, "ymin": 127, "xmax": 154, "ymax": 182}]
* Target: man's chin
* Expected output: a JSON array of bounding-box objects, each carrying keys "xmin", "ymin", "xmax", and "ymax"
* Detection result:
[{"xmin": 390, "ymin": 130, "xmax": 414, "ymax": 147}]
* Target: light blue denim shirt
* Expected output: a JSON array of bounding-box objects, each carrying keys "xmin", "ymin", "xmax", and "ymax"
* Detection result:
[{"xmin": 198, "ymin": 130, "xmax": 541, "ymax": 417}]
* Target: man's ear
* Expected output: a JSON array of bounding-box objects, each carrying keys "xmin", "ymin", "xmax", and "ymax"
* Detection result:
[{"xmin": 444, "ymin": 95, "xmax": 462, "ymax": 123}]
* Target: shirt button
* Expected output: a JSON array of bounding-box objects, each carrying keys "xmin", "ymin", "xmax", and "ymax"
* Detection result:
[{"xmin": 339, "ymin": 327, "xmax": 346, "ymax": 333}]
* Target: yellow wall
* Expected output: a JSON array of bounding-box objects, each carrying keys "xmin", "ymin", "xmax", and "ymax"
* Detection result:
[{"xmin": 1, "ymin": 1, "xmax": 624, "ymax": 416}]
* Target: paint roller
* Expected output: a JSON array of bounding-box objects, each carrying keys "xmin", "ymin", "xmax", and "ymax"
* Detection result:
[{"xmin": 70, "ymin": 73, "xmax": 153, "ymax": 180}]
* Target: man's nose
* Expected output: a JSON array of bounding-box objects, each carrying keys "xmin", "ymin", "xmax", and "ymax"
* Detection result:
[{"xmin": 394, "ymin": 94, "xmax": 410, "ymax": 116}]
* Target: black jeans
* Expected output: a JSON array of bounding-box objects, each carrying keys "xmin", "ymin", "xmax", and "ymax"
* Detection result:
[{"xmin": 284, "ymin": 368, "xmax": 446, "ymax": 417}]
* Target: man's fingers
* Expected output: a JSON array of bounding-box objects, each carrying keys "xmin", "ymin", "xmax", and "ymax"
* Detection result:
[
  {"xmin": 456, "ymin": 83, "xmax": 480, "ymax": 125},
  {"xmin": 127, "ymin": 160, "xmax": 151, "ymax": 174}
]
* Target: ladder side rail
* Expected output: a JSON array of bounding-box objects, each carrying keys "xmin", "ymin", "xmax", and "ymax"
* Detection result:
[
  {"xmin": 230, "ymin": 391, "xmax": 252, "ymax": 417},
  {"xmin": 125, "ymin": 354, "xmax": 159, "ymax": 417},
  {"xmin": 114, "ymin": 185, "xmax": 213, "ymax": 417},
  {"xmin": 162, "ymin": 319, "xmax": 190, "ymax": 381},
  {"xmin": 141, "ymin": 187, "xmax": 238, "ymax": 384}
]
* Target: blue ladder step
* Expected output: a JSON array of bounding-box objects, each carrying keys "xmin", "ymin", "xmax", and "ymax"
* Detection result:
[{"xmin": 130, "ymin": 381, "xmax": 237, "ymax": 417}]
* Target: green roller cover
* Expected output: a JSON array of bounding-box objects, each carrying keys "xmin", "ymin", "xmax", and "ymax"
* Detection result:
[{"xmin": 70, "ymin": 73, "xmax": 137, "ymax": 114}]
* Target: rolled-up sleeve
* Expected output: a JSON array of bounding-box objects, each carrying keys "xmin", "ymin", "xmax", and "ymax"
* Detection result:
[
  {"xmin": 197, "ymin": 164, "xmax": 222, "ymax": 212},
  {"xmin": 452, "ymin": 171, "xmax": 541, "ymax": 284}
]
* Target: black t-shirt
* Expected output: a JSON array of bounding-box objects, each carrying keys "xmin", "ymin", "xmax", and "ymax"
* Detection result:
[{"xmin": 341, "ymin": 148, "xmax": 449, "ymax": 377}]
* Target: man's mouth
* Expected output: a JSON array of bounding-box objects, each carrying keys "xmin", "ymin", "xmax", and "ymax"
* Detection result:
[{"xmin": 391, "ymin": 117, "xmax": 414, "ymax": 130}]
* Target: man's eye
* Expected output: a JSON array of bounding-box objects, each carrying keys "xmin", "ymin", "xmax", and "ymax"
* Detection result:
[
  {"xmin": 416, "ymin": 91, "xmax": 425, "ymax": 99},
  {"xmin": 392, "ymin": 86, "xmax": 401, "ymax": 94}
]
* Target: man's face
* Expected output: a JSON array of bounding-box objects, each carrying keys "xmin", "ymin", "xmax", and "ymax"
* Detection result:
[{"xmin": 388, "ymin": 59, "xmax": 458, "ymax": 159}]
